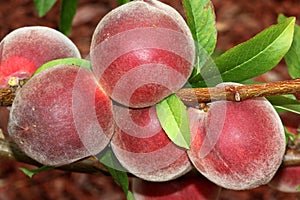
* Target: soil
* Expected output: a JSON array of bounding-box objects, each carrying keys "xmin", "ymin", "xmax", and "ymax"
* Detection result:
[{"xmin": 0, "ymin": 0, "xmax": 300, "ymax": 199}]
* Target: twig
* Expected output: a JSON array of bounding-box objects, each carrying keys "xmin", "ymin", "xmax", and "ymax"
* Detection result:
[
  {"xmin": 281, "ymin": 137, "xmax": 300, "ymax": 167},
  {"xmin": 0, "ymin": 88, "xmax": 15, "ymax": 106},
  {"xmin": 282, "ymin": 149, "xmax": 300, "ymax": 167},
  {"xmin": 0, "ymin": 138, "xmax": 109, "ymax": 175},
  {"xmin": 1, "ymin": 79, "xmax": 300, "ymax": 107},
  {"xmin": 0, "ymin": 137, "xmax": 298, "ymax": 175},
  {"xmin": 176, "ymin": 79, "xmax": 300, "ymax": 106}
]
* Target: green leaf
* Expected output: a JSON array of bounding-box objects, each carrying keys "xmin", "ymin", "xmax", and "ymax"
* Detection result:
[
  {"xmin": 34, "ymin": 0, "xmax": 57, "ymax": 17},
  {"xmin": 59, "ymin": 0, "xmax": 78, "ymax": 35},
  {"xmin": 297, "ymin": 185, "xmax": 300, "ymax": 191},
  {"xmin": 183, "ymin": 0, "xmax": 217, "ymax": 85},
  {"xmin": 156, "ymin": 94, "xmax": 190, "ymax": 149},
  {"xmin": 267, "ymin": 95, "xmax": 300, "ymax": 115},
  {"xmin": 195, "ymin": 17, "xmax": 295, "ymax": 87},
  {"xmin": 126, "ymin": 192, "xmax": 135, "ymax": 200},
  {"xmin": 284, "ymin": 126, "xmax": 296, "ymax": 144},
  {"xmin": 116, "ymin": 0, "xmax": 131, "ymax": 5},
  {"xmin": 278, "ymin": 14, "xmax": 300, "ymax": 79},
  {"xmin": 33, "ymin": 58, "xmax": 91, "ymax": 75},
  {"xmin": 19, "ymin": 166, "xmax": 54, "ymax": 178},
  {"xmin": 99, "ymin": 149, "xmax": 134, "ymax": 200},
  {"xmin": 183, "ymin": 0, "xmax": 216, "ymax": 56},
  {"xmin": 277, "ymin": 14, "xmax": 287, "ymax": 23}
]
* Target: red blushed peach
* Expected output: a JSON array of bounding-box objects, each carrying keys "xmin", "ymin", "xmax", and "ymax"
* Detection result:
[
  {"xmin": 268, "ymin": 166, "xmax": 300, "ymax": 193},
  {"xmin": 90, "ymin": 0, "xmax": 195, "ymax": 108},
  {"xmin": 131, "ymin": 174, "xmax": 221, "ymax": 200},
  {"xmin": 0, "ymin": 26, "xmax": 81, "ymax": 135},
  {"xmin": 268, "ymin": 125, "xmax": 300, "ymax": 193},
  {"xmin": 187, "ymin": 95, "xmax": 286, "ymax": 190},
  {"xmin": 111, "ymin": 105, "xmax": 192, "ymax": 181},
  {"xmin": 0, "ymin": 56, "xmax": 36, "ymax": 87},
  {"xmin": 0, "ymin": 26, "xmax": 81, "ymax": 87},
  {"xmin": 8, "ymin": 65, "xmax": 114, "ymax": 166}
]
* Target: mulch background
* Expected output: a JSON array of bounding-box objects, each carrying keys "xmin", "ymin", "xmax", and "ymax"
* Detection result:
[{"xmin": 0, "ymin": 0, "xmax": 300, "ymax": 199}]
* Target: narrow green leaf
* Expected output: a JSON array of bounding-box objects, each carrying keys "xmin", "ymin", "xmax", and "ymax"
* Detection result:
[
  {"xmin": 59, "ymin": 0, "xmax": 78, "ymax": 35},
  {"xmin": 297, "ymin": 185, "xmax": 300, "ymax": 191},
  {"xmin": 116, "ymin": 0, "xmax": 130, "ymax": 5},
  {"xmin": 182, "ymin": 0, "xmax": 216, "ymax": 56},
  {"xmin": 19, "ymin": 166, "xmax": 54, "ymax": 178},
  {"xmin": 156, "ymin": 94, "xmax": 190, "ymax": 149},
  {"xmin": 278, "ymin": 14, "xmax": 300, "ymax": 79},
  {"xmin": 267, "ymin": 95, "xmax": 300, "ymax": 115},
  {"xmin": 99, "ymin": 149, "xmax": 134, "ymax": 200},
  {"xmin": 33, "ymin": 58, "xmax": 91, "ymax": 75},
  {"xmin": 183, "ymin": 0, "xmax": 217, "ymax": 85},
  {"xmin": 34, "ymin": 0, "xmax": 57, "ymax": 17},
  {"xmin": 195, "ymin": 17, "xmax": 295, "ymax": 87}
]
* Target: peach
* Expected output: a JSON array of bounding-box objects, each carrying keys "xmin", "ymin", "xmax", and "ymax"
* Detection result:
[
  {"xmin": 268, "ymin": 126, "xmax": 300, "ymax": 193},
  {"xmin": 90, "ymin": 0, "xmax": 195, "ymax": 108},
  {"xmin": 0, "ymin": 56, "xmax": 36, "ymax": 86},
  {"xmin": 132, "ymin": 174, "xmax": 221, "ymax": 200},
  {"xmin": 0, "ymin": 26, "xmax": 81, "ymax": 87},
  {"xmin": 187, "ymin": 84, "xmax": 286, "ymax": 190},
  {"xmin": 111, "ymin": 105, "xmax": 192, "ymax": 181},
  {"xmin": 8, "ymin": 65, "xmax": 114, "ymax": 166},
  {"xmin": 0, "ymin": 26, "xmax": 81, "ymax": 135},
  {"xmin": 268, "ymin": 166, "xmax": 300, "ymax": 193}
]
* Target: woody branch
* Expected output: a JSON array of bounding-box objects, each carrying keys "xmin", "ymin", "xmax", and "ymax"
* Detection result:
[{"xmin": 0, "ymin": 78, "xmax": 300, "ymax": 173}]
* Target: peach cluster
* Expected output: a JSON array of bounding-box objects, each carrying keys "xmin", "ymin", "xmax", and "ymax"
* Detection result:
[{"xmin": 0, "ymin": 0, "xmax": 292, "ymax": 199}]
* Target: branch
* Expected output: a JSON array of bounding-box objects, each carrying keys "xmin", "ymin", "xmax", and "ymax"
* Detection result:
[
  {"xmin": 281, "ymin": 138, "xmax": 300, "ymax": 167},
  {"xmin": 2, "ymin": 79, "xmax": 300, "ymax": 107},
  {"xmin": 282, "ymin": 149, "xmax": 300, "ymax": 167},
  {"xmin": 1, "ymin": 79, "xmax": 300, "ymax": 173},
  {"xmin": 0, "ymin": 138, "xmax": 109, "ymax": 175},
  {"xmin": 0, "ymin": 136, "xmax": 299, "ymax": 176},
  {"xmin": 176, "ymin": 79, "xmax": 300, "ymax": 106},
  {"xmin": 0, "ymin": 87, "xmax": 15, "ymax": 106}
]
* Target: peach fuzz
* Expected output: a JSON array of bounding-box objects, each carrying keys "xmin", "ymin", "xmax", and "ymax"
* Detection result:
[
  {"xmin": 90, "ymin": 0, "xmax": 195, "ymax": 108},
  {"xmin": 187, "ymin": 85, "xmax": 286, "ymax": 190},
  {"xmin": 8, "ymin": 65, "xmax": 114, "ymax": 166},
  {"xmin": 0, "ymin": 26, "xmax": 81, "ymax": 135},
  {"xmin": 111, "ymin": 105, "xmax": 192, "ymax": 182},
  {"xmin": 0, "ymin": 26, "xmax": 81, "ymax": 87}
]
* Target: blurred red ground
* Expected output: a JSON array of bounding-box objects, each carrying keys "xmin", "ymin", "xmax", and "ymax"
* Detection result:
[{"xmin": 1, "ymin": 0, "xmax": 300, "ymax": 199}]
